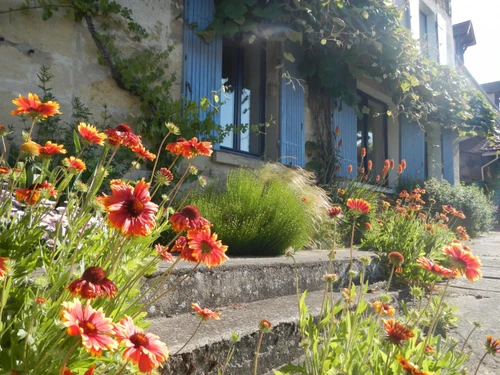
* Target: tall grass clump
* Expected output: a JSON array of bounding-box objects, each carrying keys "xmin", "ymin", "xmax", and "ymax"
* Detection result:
[{"xmin": 188, "ymin": 168, "xmax": 313, "ymax": 256}]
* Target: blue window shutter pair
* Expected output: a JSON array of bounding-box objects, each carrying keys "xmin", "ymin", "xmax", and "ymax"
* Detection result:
[
  {"xmin": 332, "ymin": 100, "xmax": 358, "ymax": 178},
  {"xmin": 280, "ymin": 43, "xmax": 305, "ymax": 167},
  {"xmin": 183, "ymin": 0, "xmax": 221, "ymax": 150},
  {"xmin": 400, "ymin": 116, "xmax": 425, "ymax": 181}
]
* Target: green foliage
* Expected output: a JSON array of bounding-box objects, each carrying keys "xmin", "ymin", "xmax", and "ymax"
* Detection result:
[
  {"xmin": 188, "ymin": 168, "xmax": 313, "ymax": 256},
  {"xmin": 278, "ymin": 270, "xmax": 468, "ymax": 374},
  {"xmin": 361, "ymin": 202, "xmax": 455, "ymax": 283},
  {"xmin": 208, "ymin": 0, "xmax": 498, "ymax": 138},
  {"xmin": 424, "ymin": 178, "xmax": 497, "ymax": 236}
]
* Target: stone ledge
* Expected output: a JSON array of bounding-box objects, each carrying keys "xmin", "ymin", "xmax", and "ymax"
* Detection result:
[{"xmin": 144, "ymin": 250, "xmax": 385, "ymax": 318}]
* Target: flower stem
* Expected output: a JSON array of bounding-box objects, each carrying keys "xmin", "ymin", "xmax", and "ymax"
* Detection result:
[
  {"xmin": 175, "ymin": 318, "xmax": 203, "ymax": 355},
  {"xmin": 253, "ymin": 331, "xmax": 265, "ymax": 375},
  {"xmin": 59, "ymin": 340, "xmax": 78, "ymax": 375},
  {"xmin": 115, "ymin": 362, "xmax": 128, "ymax": 375},
  {"xmin": 461, "ymin": 325, "xmax": 478, "ymax": 352},
  {"xmin": 383, "ymin": 345, "xmax": 393, "ymax": 375},
  {"xmin": 149, "ymin": 131, "xmax": 171, "ymax": 185},
  {"xmin": 348, "ymin": 217, "xmax": 356, "ymax": 289},
  {"xmin": 385, "ymin": 265, "xmax": 395, "ymax": 294},
  {"xmin": 473, "ymin": 351, "xmax": 489, "ymax": 375}
]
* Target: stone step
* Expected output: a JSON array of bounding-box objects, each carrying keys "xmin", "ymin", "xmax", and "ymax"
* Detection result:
[
  {"xmin": 144, "ymin": 249, "xmax": 385, "ymax": 318},
  {"xmin": 150, "ymin": 281, "xmax": 394, "ymax": 375}
]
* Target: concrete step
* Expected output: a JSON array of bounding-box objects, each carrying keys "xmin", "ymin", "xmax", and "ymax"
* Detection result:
[
  {"xmin": 150, "ymin": 282, "xmax": 394, "ymax": 375},
  {"xmin": 144, "ymin": 249, "xmax": 385, "ymax": 318}
]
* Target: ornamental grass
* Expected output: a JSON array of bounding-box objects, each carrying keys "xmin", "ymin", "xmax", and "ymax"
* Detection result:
[{"xmin": 0, "ymin": 93, "xmax": 228, "ymax": 374}]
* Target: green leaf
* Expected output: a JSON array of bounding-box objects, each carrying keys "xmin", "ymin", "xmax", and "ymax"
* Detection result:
[
  {"xmin": 223, "ymin": 2, "xmax": 247, "ymax": 19},
  {"xmin": 321, "ymin": 38, "xmax": 327, "ymax": 45},
  {"xmin": 283, "ymin": 52, "xmax": 295, "ymax": 63},
  {"xmin": 361, "ymin": 10, "xmax": 369, "ymax": 19},
  {"xmin": 214, "ymin": 94, "xmax": 220, "ymax": 103},
  {"xmin": 73, "ymin": 129, "xmax": 82, "ymax": 153},
  {"xmin": 285, "ymin": 29, "xmax": 303, "ymax": 45}
]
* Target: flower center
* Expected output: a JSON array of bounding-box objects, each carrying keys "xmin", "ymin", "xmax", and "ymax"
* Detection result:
[
  {"xmin": 82, "ymin": 266, "xmax": 107, "ymax": 284},
  {"xmin": 125, "ymin": 198, "xmax": 145, "ymax": 217},
  {"xmin": 200, "ymin": 241, "xmax": 213, "ymax": 255},
  {"xmin": 81, "ymin": 320, "xmax": 97, "ymax": 335},
  {"xmin": 181, "ymin": 205, "xmax": 200, "ymax": 220},
  {"xmin": 130, "ymin": 332, "xmax": 149, "ymax": 348}
]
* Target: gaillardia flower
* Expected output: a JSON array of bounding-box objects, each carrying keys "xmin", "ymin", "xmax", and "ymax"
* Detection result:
[
  {"xmin": 61, "ymin": 299, "xmax": 118, "ymax": 356},
  {"xmin": 15, "ymin": 181, "xmax": 57, "ymax": 205},
  {"xmin": 187, "ymin": 227, "xmax": 228, "ymax": 268},
  {"xmin": 115, "ymin": 315, "xmax": 169, "ymax": 373},
  {"xmin": 346, "ymin": 198, "xmax": 371, "ymax": 215},
  {"xmin": 20, "ymin": 141, "xmax": 41, "ymax": 156},
  {"xmin": 132, "ymin": 144, "xmax": 156, "ymax": 161},
  {"xmin": 105, "ymin": 124, "xmax": 142, "ymax": 148},
  {"xmin": 192, "ymin": 303, "xmax": 221, "ymax": 321},
  {"xmin": 169, "ymin": 205, "xmax": 211, "ymax": 232},
  {"xmin": 456, "ymin": 226, "xmax": 470, "ymax": 241},
  {"xmin": 397, "ymin": 355, "xmax": 431, "ymax": 375},
  {"xmin": 327, "ymin": 206, "xmax": 342, "ymax": 218},
  {"xmin": 63, "ymin": 156, "xmax": 86, "ymax": 173},
  {"xmin": 485, "ymin": 335, "xmax": 500, "ymax": 355},
  {"xmin": 383, "ymin": 319, "xmax": 415, "ymax": 345},
  {"xmin": 78, "ymin": 122, "xmax": 107, "ymax": 145},
  {"xmin": 417, "ymin": 257, "xmax": 458, "ymax": 278},
  {"xmin": 444, "ymin": 243, "xmax": 482, "ymax": 281},
  {"xmin": 165, "ymin": 137, "xmax": 213, "ymax": 158},
  {"xmin": 172, "ymin": 236, "xmax": 198, "ymax": 263},
  {"xmin": 11, "ymin": 93, "xmax": 61, "ymax": 119},
  {"xmin": 39, "ymin": 141, "xmax": 67, "ymax": 156},
  {"xmin": 155, "ymin": 244, "xmax": 174, "ymax": 262},
  {"xmin": 156, "ymin": 168, "xmax": 174, "ymax": 185},
  {"xmin": 259, "ymin": 319, "xmax": 273, "ymax": 333},
  {"xmin": 373, "ymin": 301, "xmax": 395, "ymax": 316},
  {"xmin": 0, "ymin": 257, "xmax": 9, "ymax": 280},
  {"xmin": 100, "ymin": 180, "xmax": 158, "ymax": 236},
  {"xmin": 68, "ymin": 267, "xmax": 118, "ymax": 299}
]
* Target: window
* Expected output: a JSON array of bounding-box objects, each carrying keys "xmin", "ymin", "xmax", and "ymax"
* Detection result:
[
  {"xmin": 220, "ymin": 37, "xmax": 265, "ymax": 155},
  {"xmin": 419, "ymin": 11, "xmax": 429, "ymax": 56},
  {"xmin": 357, "ymin": 92, "xmax": 388, "ymax": 180}
]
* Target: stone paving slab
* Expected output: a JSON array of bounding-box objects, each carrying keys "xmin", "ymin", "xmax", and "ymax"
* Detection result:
[{"xmin": 448, "ymin": 232, "xmax": 500, "ymax": 375}]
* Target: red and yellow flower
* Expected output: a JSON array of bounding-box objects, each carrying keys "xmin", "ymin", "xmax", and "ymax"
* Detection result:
[
  {"xmin": 346, "ymin": 198, "xmax": 371, "ymax": 215},
  {"xmin": 191, "ymin": 303, "xmax": 221, "ymax": 321},
  {"xmin": 417, "ymin": 257, "xmax": 458, "ymax": 278},
  {"xmin": 20, "ymin": 141, "xmax": 41, "ymax": 156},
  {"xmin": 15, "ymin": 181, "xmax": 57, "ymax": 205},
  {"xmin": 155, "ymin": 244, "xmax": 174, "ymax": 262},
  {"xmin": 39, "ymin": 141, "xmax": 67, "ymax": 156},
  {"xmin": 172, "ymin": 236, "xmax": 197, "ymax": 263},
  {"xmin": 61, "ymin": 298, "xmax": 118, "ymax": 356},
  {"xmin": 397, "ymin": 355, "xmax": 432, "ymax": 375},
  {"xmin": 486, "ymin": 335, "xmax": 500, "ymax": 355},
  {"xmin": 0, "ymin": 257, "xmax": 9, "ymax": 280},
  {"xmin": 373, "ymin": 301, "xmax": 395, "ymax": 316},
  {"xmin": 105, "ymin": 124, "xmax": 142, "ymax": 148},
  {"xmin": 327, "ymin": 206, "xmax": 342, "ymax": 218},
  {"xmin": 383, "ymin": 319, "xmax": 415, "ymax": 345},
  {"xmin": 156, "ymin": 168, "xmax": 174, "ymax": 185},
  {"xmin": 100, "ymin": 180, "xmax": 158, "ymax": 236},
  {"xmin": 187, "ymin": 227, "xmax": 228, "ymax": 268},
  {"xmin": 115, "ymin": 315, "xmax": 169, "ymax": 373},
  {"xmin": 11, "ymin": 93, "xmax": 61, "ymax": 119},
  {"xmin": 169, "ymin": 205, "xmax": 211, "ymax": 232},
  {"xmin": 68, "ymin": 267, "xmax": 118, "ymax": 299},
  {"xmin": 78, "ymin": 122, "xmax": 107, "ymax": 145},
  {"xmin": 456, "ymin": 226, "xmax": 470, "ymax": 241},
  {"xmin": 165, "ymin": 137, "xmax": 213, "ymax": 158},
  {"xmin": 132, "ymin": 144, "xmax": 156, "ymax": 161},
  {"xmin": 444, "ymin": 242, "xmax": 482, "ymax": 281},
  {"xmin": 63, "ymin": 156, "xmax": 86, "ymax": 173}
]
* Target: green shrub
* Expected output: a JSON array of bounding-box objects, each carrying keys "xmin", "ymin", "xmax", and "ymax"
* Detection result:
[
  {"xmin": 424, "ymin": 178, "xmax": 497, "ymax": 236},
  {"xmin": 187, "ymin": 168, "xmax": 313, "ymax": 256}
]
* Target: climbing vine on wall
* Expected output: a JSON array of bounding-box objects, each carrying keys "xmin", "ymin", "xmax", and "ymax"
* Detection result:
[
  {"xmin": 0, "ymin": 0, "xmax": 229, "ymax": 151},
  {"xmin": 205, "ymin": 0, "xmax": 498, "ymax": 138}
]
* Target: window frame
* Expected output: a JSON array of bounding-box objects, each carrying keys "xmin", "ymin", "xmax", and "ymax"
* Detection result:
[{"xmin": 219, "ymin": 36, "xmax": 267, "ymax": 157}]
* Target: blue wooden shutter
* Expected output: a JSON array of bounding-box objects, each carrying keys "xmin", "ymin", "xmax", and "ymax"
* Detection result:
[
  {"xmin": 442, "ymin": 128, "xmax": 455, "ymax": 184},
  {"xmin": 332, "ymin": 100, "xmax": 358, "ymax": 178},
  {"xmin": 400, "ymin": 116, "xmax": 425, "ymax": 180},
  {"xmin": 280, "ymin": 44, "xmax": 305, "ymax": 167},
  {"xmin": 183, "ymin": 0, "xmax": 222, "ymax": 149}
]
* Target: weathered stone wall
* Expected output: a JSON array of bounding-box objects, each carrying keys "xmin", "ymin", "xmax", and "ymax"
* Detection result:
[{"xmin": 0, "ymin": 0, "xmax": 183, "ymax": 142}]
